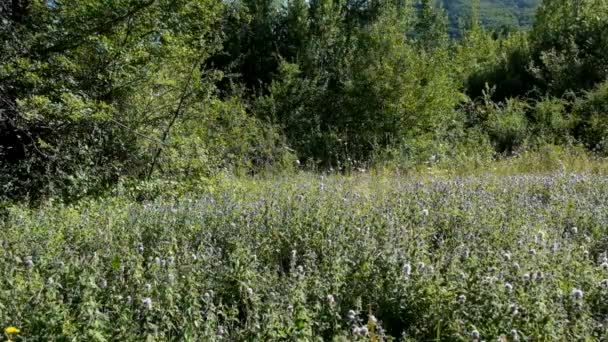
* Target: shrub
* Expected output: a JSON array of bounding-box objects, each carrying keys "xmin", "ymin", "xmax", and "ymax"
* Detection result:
[{"xmin": 572, "ymin": 81, "xmax": 608, "ymax": 155}]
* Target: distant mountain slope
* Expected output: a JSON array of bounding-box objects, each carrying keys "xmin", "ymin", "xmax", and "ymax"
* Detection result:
[{"xmin": 441, "ymin": 0, "xmax": 541, "ymax": 36}]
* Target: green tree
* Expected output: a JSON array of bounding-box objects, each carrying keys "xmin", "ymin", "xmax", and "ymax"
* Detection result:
[
  {"xmin": 530, "ymin": 0, "xmax": 608, "ymax": 96},
  {"xmin": 0, "ymin": 0, "xmax": 223, "ymax": 200}
]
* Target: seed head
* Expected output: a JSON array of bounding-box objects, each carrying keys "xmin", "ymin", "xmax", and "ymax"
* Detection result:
[{"xmin": 347, "ymin": 309, "xmax": 356, "ymax": 320}]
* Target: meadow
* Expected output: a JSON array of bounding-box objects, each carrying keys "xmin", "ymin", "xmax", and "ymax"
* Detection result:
[{"xmin": 2, "ymin": 172, "xmax": 608, "ymax": 341}]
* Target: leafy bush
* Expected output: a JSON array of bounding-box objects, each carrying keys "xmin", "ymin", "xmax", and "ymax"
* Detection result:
[{"xmin": 572, "ymin": 81, "xmax": 608, "ymax": 155}]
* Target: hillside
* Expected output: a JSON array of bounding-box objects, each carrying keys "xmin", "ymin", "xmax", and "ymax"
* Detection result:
[{"xmin": 441, "ymin": 0, "xmax": 541, "ymax": 35}]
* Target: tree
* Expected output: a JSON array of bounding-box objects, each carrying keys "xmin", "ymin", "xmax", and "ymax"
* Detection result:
[
  {"xmin": 530, "ymin": 0, "xmax": 608, "ymax": 96},
  {"xmin": 0, "ymin": 0, "xmax": 223, "ymax": 201}
]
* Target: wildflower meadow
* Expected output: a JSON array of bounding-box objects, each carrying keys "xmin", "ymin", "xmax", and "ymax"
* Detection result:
[{"xmin": 2, "ymin": 173, "xmax": 608, "ymax": 340}]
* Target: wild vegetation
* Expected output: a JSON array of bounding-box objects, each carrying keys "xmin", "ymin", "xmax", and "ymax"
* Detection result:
[
  {"xmin": 2, "ymin": 0, "xmax": 608, "ymax": 340},
  {"xmin": 1, "ymin": 0, "xmax": 607, "ymax": 202},
  {"xmin": 4, "ymin": 173, "xmax": 608, "ymax": 340}
]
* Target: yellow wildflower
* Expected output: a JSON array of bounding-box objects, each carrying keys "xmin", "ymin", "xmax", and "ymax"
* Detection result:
[{"xmin": 4, "ymin": 326, "xmax": 20, "ymax": 334}]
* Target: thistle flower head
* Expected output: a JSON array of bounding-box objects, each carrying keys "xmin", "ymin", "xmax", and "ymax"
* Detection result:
[{"xmin": 572, "ymin": 288, "xmax": 584, "ymax": 300}]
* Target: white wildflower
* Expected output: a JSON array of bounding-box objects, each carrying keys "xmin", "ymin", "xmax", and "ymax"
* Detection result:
[
  {"xmin": 24, "ymin": 256, "xmax": 34, "ymax": 268},
  {"xmin": 511, "ymin": 329, "xmax": 520, "ymax": 341},
  {"xmin": 403, "ymin": 263, "xmax": 412, "ymax": 276},
  {"xmin": 142, "ymin": 297, "xmax": 153, "ymax": 309},
  {"xmin": 471, "ymin": 329, "xmax": 480, "ymax": 340}
]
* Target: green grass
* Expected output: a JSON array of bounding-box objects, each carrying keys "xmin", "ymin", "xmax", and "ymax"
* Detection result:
[{"xmin": 3, "ymin": 168, "xmax": 608, "ymax": 340}]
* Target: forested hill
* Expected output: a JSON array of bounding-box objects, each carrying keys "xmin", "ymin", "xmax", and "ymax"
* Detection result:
[{"xmin": 441, "ymin": 0, "xmax": 541, "ymax": 35}]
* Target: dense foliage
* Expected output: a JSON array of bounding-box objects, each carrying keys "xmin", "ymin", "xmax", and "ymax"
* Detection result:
[
  {"xmin": 1, "ymin": 0, "xmax": 607, "ymax": 201},
  {"xmin": 3, "ymin": 174, "xmax": 608, "ymax": 340}
]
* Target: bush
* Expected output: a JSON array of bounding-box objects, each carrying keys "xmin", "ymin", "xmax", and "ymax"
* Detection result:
[
  {"xmin": 572, "ymin": 81, "xmax": 608, "ymax": 155},
  {"xmin": 530, "ymin": 0, "xmax": 608, "ymax": 96}
]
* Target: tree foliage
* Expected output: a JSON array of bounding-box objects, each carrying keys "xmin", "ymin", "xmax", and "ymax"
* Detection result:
[{"xmin": 1, "ymin": 0, "xmax": 608, "ymax": 201}]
